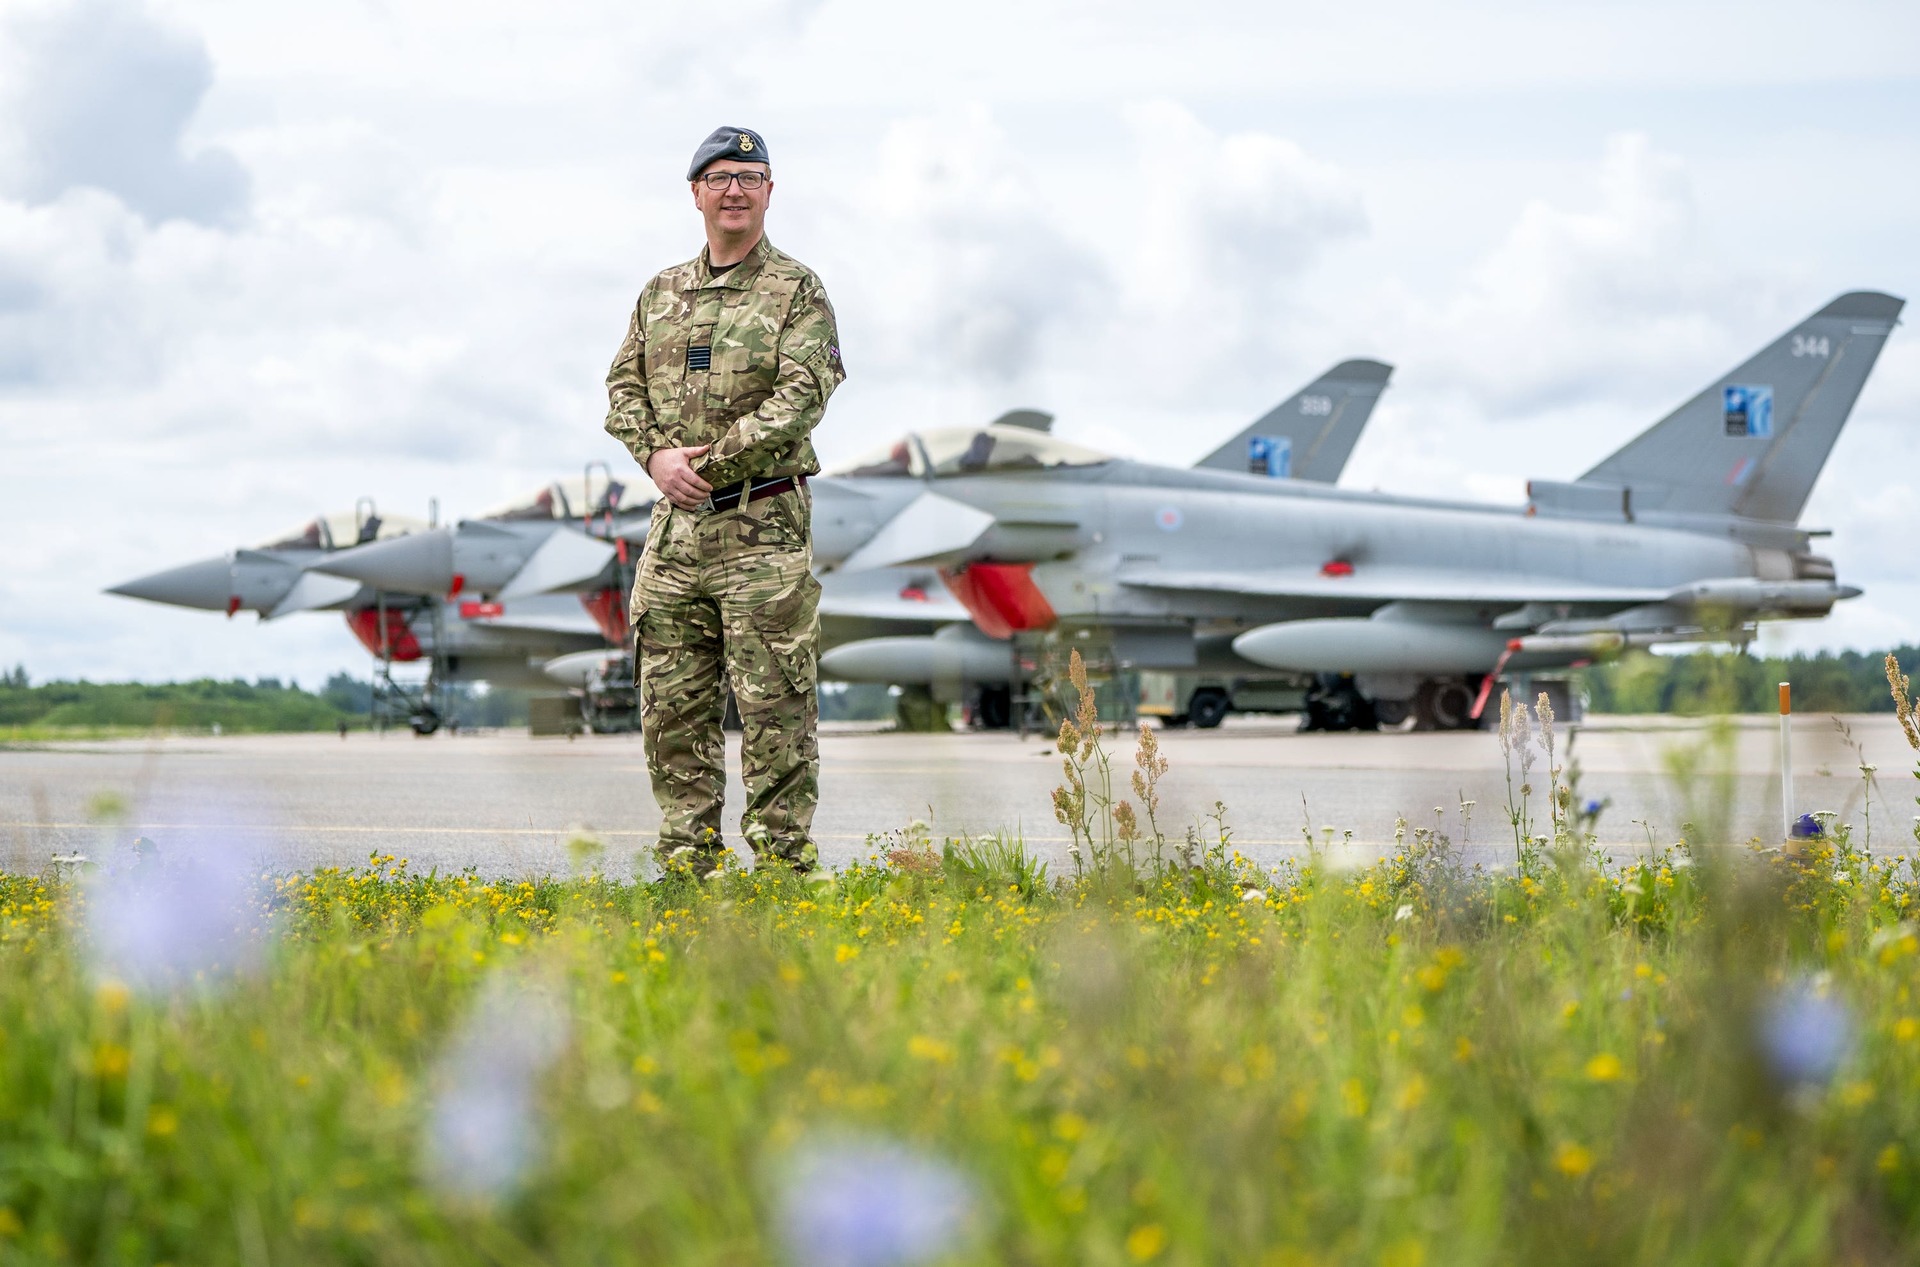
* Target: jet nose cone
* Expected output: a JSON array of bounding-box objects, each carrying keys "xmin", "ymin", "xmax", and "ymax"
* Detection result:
[
  {"xmin": 106, "ymin": 556, "xmax": 235, "ymax": 610},
  {"xmin": 314, "ymin": 528, "xmax": 454, "ymax": 594},
  {"xmin": 1838, "ymin": 585, "xmax": 1864, "ymax": 601}
]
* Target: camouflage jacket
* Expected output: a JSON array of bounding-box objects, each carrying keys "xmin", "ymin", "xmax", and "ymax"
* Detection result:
[{"xmin": 604, "ymin": 236, "xmax": 844, "ymax": 489}]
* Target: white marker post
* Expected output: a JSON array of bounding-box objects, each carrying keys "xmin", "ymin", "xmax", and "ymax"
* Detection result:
[{"xmin": 1779, "ymin": 681, "xmax": 1794, "ymax": 842}]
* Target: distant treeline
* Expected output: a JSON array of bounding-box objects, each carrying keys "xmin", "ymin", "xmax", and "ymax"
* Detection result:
[
  {"xmin": 0, "ymin": 671, "xmax": 529, "ymax": 732},
  {"xmin": 1582, "ymin": 646, "xmax": 1919, "ymax": 715}
]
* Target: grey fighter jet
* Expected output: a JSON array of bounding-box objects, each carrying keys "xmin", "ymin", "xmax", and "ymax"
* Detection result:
[
  {"xmin": 810, "ymin": 293, "xmax": 1900, "ymax": 730},
  {"xmin": 107, "ymin": 494, "xmax": 617, "ymax": 733},
  {"xmin": 814, "ymin": 361, "xmax": 1394, "ymax": 724},
  {"xmin": 107, "ymin": 505, "xmax": 427, "ymax": 619},
  {"xmin": 311, "ymin": 474, "xmax": 643, "ymax": 632}
]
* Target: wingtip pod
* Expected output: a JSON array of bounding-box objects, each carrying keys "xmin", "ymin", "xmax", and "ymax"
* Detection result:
[{"xmin": 1814, "ymin": 291, "xmax": 1904, "ymax": 323}]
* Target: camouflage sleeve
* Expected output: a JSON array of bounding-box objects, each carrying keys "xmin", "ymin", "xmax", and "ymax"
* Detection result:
[
  {"xmin": 697, "ymin": 274, "xmax": 844, "ymax": 487},
  {"xmin": 604, "ymin": 290, "xmax": 663, "ymax": 470}
]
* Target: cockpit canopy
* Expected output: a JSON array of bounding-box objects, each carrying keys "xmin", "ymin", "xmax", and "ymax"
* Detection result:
[
  {"xmin": 479, "ymin": 473, "xmax": 657, "ymax": 522},
  {"xmin": 833, "ymin": 425, "xmax": 1110, "ymax": 479},
  {"xmin": 253, "ymin": 510, "xmax": 429, "ymax": 552}
]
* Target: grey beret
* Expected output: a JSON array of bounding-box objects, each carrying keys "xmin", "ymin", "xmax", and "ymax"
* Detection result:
[{"xmin": 687, "ymin": 126, "xmax": 770, "ymax": 180}]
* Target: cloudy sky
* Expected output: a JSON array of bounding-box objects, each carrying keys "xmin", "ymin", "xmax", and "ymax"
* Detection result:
[{"xmin": 2, "ymin": 0, "xmax": 1917, "ymax": 688}]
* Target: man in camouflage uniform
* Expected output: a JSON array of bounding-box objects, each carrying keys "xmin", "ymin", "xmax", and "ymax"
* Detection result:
[{"xmin": 604, "ymin": 125, "xmax": 844, "ymax": 876}]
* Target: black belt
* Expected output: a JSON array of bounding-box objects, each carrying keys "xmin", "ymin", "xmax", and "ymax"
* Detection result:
[{"xmin": 705, "ymin": 473, "xmax": 806, "ymax": 513}]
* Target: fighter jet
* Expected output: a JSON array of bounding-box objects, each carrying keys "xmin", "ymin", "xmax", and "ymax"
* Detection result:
[
  {"xmin": 311, "ymin": 472, "xmax": 644, "ymax": 640},
  {"xmin": 814, "ymin": 361, "xmax": 1394, "ymax": 724},
  {"xmin": 809, "ymin": 293, "xmax": 1900, "ymax": 730},
  {"xmin": 107, "ymin": 504, "xmax": 428, "ymax": 619},
  {"xmin": 107, "ymin": 490, "xmax": 623, "ymax": 733}
]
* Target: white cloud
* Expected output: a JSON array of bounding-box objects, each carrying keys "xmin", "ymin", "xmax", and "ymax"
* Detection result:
[
  {"xmin": 1, "ymin": 0, "xmax": 1917, "ymax": 688},
  {"xmin": 0, "ymin": 0, "xmax": 246, "ymax": 225}
]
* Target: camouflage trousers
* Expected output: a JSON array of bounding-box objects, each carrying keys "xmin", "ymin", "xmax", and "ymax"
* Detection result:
[{"xmin": 629, "ymin": 486, "xmax": 820, "ymax": 873}]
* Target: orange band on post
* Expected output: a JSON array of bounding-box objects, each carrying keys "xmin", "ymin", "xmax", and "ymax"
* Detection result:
[{"xmin": 1779, "ymin": 682, "xmax": 1791, "ymax": 715}]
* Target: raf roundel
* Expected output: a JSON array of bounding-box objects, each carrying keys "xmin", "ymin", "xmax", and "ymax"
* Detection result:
[{"xmin": 1156, "ymin": 507, "xmax": 1184, "ymax": 533}]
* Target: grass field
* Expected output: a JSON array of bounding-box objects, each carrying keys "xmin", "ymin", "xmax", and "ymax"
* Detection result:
[{"xmin": 4, "ymin": 678, "xmax": 1920, "ymax": 1265}]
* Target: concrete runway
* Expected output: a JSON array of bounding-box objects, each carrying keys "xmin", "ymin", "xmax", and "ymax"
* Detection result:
[{"xmin": 2, "ymin": 714, "xmax": 1912, "ymax": 876}]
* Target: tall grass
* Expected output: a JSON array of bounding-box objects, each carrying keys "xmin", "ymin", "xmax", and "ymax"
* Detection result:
[{"xmin": 0, "ymin": 662, "xmax": 1918, "ymax": 1263}]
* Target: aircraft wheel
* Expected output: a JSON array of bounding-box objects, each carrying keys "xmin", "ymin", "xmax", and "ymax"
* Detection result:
[
  {"xmin": 1304, "ymin": 677, "xmax": 1376, "ymax": 732},
  {"xmin": 1415, "ymin": 679, "xmax": 1476, "ymax": 731},
  {"xmin": 1373, "ymin": 697, "xmax": 1411, "ymax": 728},
  {"xmin": 409, "ymin": 708, "xmax": 442, "ymax": 736},
  {"xmin": 1188, "ymin": 689, "xmax": 1231, "ymax": 730},
  {"xmin": 974, "ymin": 685, "xmax": 1013, "ymax": 730}
]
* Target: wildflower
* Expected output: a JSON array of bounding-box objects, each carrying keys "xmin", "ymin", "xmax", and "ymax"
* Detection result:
[
  {"xmin": 1553, "ymin": 1142, "xmax": 1594, "ymax": 1177},
  {"xmin": 1241, "ymin": 888, "xmax": 1266, "ymax": 904},
  {"xmin": 1126, "ymin": 1223, "xmax": 1167, "ymax": 1260},
  {"xmin": 86, "ymin": 828, "xmax": 264, "ymax": 994},
  {"xmin": 907, "ymin": 1036, "xmax": 954, "ymax": 1064},
  {"xmin": 421, "ymin": 975, "xmax": 569, "ymax": 1201},
  {"xmin": 1584, "ymin": 1053, "xmax": 1624, "ymax": 1083},
  {"xmin": 774, "ymin": 1132, "xmax": 976, "ymax": 1267},
  {"xmin": 1759, "ymin": 975, "xmax": 1853, "ymax": 1088}
]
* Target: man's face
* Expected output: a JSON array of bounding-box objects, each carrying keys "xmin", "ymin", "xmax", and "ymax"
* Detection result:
[{"xmin": 691, "ymin": 160, "xmax": 773, "ymax": 240}]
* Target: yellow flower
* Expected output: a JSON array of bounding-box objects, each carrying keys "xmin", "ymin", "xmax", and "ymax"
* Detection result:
[
  {"xmin": 835, "ymin": 943, "xmax": 859, "ymax": 963},
  {"xmin": 147, "ymin": 1106, "xmax": 179, "ymax": 1137},
  {"xmin": 92, "ymin": 1043, "xmax": 131, "ymax": 1079},
  {"xmin": 1340, "ymin": 1078, "xmax": 1369, "ymax": 1119},
  {"xmin": 1895, "ymin": 1017, "xmax": 1918, "ymax": 1043},
  {"xmin": 1381, "ymin": 1240, "xmax": 1427, "ymax": 1267},
  {"xmin": 1553, "ymin": 1142, "xmax": 1594, "ymax": 1177},
  {"xmin": 1878, "ymin": 1144, "xmax": 1903, "ymax": 1173},
  {"xmin": 907, "ymin": 1035, "xmax": 954, "ymax": 1064},
  {"xmin": 95, "ymin": 980, "xmax": 131, "ymax": 1014},
  {"xmin": 1126, "ymin": 1223, "xmax": 1167, "ymax": 1261},
  {"xmin": 1585, "ymin": 1053, "xmax": 1624, "ymax": 1083}
]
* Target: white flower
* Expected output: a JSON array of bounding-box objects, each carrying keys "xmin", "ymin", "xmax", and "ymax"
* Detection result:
[
  {"xmin": 1241, "ymin": 888, "xmax": 1266, "ymax": 903},
  {"xmin": 1393, "ymin": 904, "xmax": 1413, "ymax": 922}
]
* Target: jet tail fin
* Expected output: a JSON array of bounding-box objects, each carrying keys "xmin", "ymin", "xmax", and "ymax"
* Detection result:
[
  {"xmin": 1194, "ymin": 358, "xmax": 1392, "ymax": 483},
  {"xmin": 1578, "ymin": 291, "xmax": 1903, "ymax": 522}
]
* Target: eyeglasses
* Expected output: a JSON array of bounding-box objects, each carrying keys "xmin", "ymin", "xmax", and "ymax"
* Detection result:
[{"xmin": 698, "ymin": 171, "xmax": 768, "ymax": 191}]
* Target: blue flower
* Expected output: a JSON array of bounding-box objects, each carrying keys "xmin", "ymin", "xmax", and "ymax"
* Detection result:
[
  {"xmin": 776, "ymin": 1133, "xmax": 976, "ymax": 1267},
  {"xmin": 1759, "ymin": 977, "xmax": 1852, "ymax": 1087}
]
